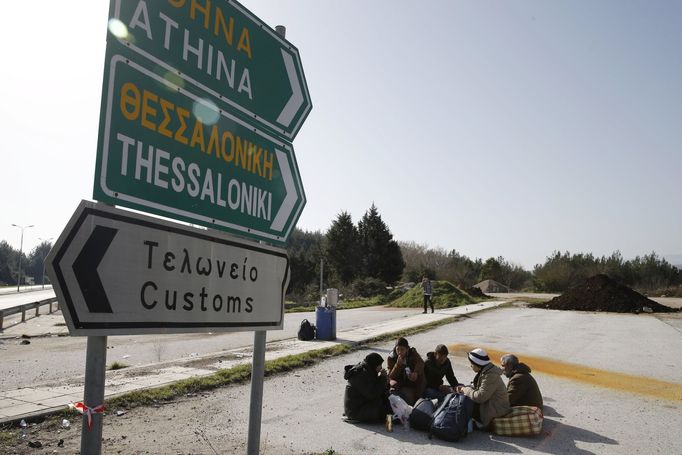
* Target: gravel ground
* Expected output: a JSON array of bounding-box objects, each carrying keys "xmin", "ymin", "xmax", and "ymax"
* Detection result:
[{"xmin": 4, "ymin": 307, "xmax": 681, "ymax": 454}]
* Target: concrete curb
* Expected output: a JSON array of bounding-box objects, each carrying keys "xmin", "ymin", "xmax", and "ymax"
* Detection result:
[{"xmin": 0, "ymin": 301, "xmax": 507, "ymax": 426}]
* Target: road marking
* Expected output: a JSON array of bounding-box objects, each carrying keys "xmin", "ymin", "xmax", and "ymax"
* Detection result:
[{"xmin": 449, "ymin": 344, "xmax": 682, "ymax": 402}]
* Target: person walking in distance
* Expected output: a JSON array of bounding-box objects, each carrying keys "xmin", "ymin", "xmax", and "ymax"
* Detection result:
[{"xmin": 421, "ymin": 276, "xmax": 434, "ymax": 313}]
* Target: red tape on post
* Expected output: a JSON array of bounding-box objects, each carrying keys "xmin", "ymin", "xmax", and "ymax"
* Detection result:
[{"xmin": 71, "ymin": 402, "xmax": 106, "ymax": 430}]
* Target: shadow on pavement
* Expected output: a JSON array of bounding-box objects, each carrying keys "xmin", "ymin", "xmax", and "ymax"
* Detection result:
[
  {"xmin": 344, "ymin": 421, "xmax": 523, "ymax": 452},
  {"xmin": 343, "ymin": 413, "xmax": 618, "ymax": 454},
  {"xmin": 542, "ymin": 404, "xmax": 563, "ymax": 418},
  {"xmin": 493, "ymin": 418, "xmax": 619, "ymax": 455}
]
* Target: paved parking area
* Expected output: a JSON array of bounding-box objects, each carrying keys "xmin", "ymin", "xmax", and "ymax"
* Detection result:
[{"xmin": 36, "ymin": 306, "xmax": 682, "ymax": 454}]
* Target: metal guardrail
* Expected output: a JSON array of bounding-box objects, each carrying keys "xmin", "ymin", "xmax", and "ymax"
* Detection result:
[{"xmin": 0, "ymin": 297, "xmax": 59, "ymax": 330}]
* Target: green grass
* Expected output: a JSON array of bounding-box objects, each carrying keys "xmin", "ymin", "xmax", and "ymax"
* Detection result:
[
  {"xmin": 0, "ymin": 430, "xmax": 14, "ymax": 446},
  {"xmin": 285, "ymin": 295, "xmax": 389, "ymax": 313},
  {"xmin": 337, "ymin": 295, "xmax": 388, "ymax": 309},
  {"xmin": 107, "ymin": 361, "xmax": 129, "ymax": 371},
  {"xmin": 286, "ymin": 304, "xmax": 317, "ymax": 313},
  {"xmin": 388, "ymin": 281, "xmax": 476, "ymax": 308}
]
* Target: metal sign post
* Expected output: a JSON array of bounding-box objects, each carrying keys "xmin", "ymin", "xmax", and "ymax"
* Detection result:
[
  {"xmin": 69, "ymin": 0, "xmax": 310, "ymax": 450},
  {"xmin": 246, "ymin": 23, "xmax": 287, "ymax": 455},
  {"xmin": 246, "ymin": 330, "xmax": 267, "ymax": 455},
  {"xmin": 80, "ymin": 336, "xmax": 107, "ymax": 454}
]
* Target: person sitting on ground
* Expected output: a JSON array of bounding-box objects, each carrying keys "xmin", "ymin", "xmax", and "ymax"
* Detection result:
[
  {"xmin": 343, "ymin": 352, "xmax": 391, "ymax": 423},
  {"xmin": 387, "ymin": 337, "xmax": 426, "ymax": 405},
  {"xmin": 500, "ymin": 354, "xmax": 543, "ymax": 409},
  {"xmin": 456, "ymin": 348, "xmax": 511, "ymax": 429},
  {"xmin": 423, "ymin": 344, "xmax": 460, "ymax": 401}
]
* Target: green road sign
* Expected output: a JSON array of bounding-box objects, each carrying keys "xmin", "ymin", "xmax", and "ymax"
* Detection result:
[
  {"xmin": 93, "ymin": 43, "xmax": 306, "ymax": 244},
  {"xmin": 108, "ymin": 0, "xmax": 312, "ymax": 141}
]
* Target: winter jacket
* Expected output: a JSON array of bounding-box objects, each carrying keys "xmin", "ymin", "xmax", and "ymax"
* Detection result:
[
  {"xmin": 506, "ymin": 363, "xmax": 543, "ymax": 409},
  {"xmin": 343, "ymin": 361, "xmax": 389, "ymax": 422},
  {"xmin": 387, "ymin": 347, "xmax": 426, "ymax": 403},
  {"xmin": 462, "ymin": 363, "xmax": 511, "ymax": 426},
  {"xmin": 421, "ymin": 280, "xmax": 432, "ymax": 295},
  {"xmin": 424, "ymin": 352, "xmax": 459, "ymax": 389}
]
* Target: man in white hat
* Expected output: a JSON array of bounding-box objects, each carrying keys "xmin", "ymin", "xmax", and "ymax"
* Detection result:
[{"xmin": 456, "ymin": 348, "xmax": 511, "ymax": 429}]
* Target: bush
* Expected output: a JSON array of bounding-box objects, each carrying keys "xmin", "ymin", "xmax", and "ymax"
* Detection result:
[
  {"xmin": 384, "ymin": 286, "xmax": 408, "ymax": 302},
  {"xmin": 351, "ymin": 277, "xmax": 388, "ymax": 298},
  {"xmin": 389, "ymin": 280, "xmax": 475, "ymax": 308}
]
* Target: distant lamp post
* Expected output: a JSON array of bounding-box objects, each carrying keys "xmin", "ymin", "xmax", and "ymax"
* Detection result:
[
  {"xmin": 11, "ymin": 224, "xmax": 34, "ymax": 292},
  {"xmin": 38, "ymin": 237, "xmax": 54, "ymax": 289}
]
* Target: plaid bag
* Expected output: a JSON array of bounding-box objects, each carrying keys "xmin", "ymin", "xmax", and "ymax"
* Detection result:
[{"xmin": 491, "ymin": 406, "xmax": 543, "ymax": 436}]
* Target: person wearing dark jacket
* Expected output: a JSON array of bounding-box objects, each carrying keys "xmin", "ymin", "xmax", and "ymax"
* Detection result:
[
  {"xmin": 386, "ymin": 337, "xmax": 426, "ymax": 405},
  {"xmin": 343, "ymin": 353, "xmax": 390, "ymax": 422},
  {"xmin": 423, "ymin": 344, "xmax": 459, "ymax": 400},
  {"xmin": 501, "ymin": 354, "xmax": 543, "ymax": 409},
  {"xmin": 421, "ymin": 277, "xmax": 434, "ymax": 313}
]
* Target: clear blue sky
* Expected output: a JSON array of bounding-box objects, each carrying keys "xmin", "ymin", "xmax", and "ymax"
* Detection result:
[{"xmin": 1, "ymin": 0, "xmax": 680, "ymax": 269}]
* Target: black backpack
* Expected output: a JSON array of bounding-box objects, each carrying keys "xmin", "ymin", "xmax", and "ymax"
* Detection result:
[
  {"xmin": 409, "ymin": 398, "xmax": 437, "ymax": 431},
  {"xmin": 429, "ymin": 393, "xmax": 473, "ymax": 442},
  {"xmin": 297, "ymin": 319, "xmax": 316, "ymax": 341}
]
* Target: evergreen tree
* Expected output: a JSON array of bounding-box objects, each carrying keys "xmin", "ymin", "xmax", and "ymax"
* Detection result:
[
  {"xmin": 0, "ymin": 240, "xmax": 16, "ymax": 285},
  {"xmin": 479, "ymin": 257, "xmax": 503, "ymax": 282},
  {"xmin": 325, "ymin": 212, "xmax": 361, "ymax": 284},
  {"xmin": 26, "ymin": 241, "xmax": 54, "ymax": 286},
  {"xmin": 357, "ymin": 204, "xmax": 404, "ymax": 284},
  {"xmin": 383, "ymin": 240, "xmax": 406, "ymax": 284},
  {"xmin": 285, "ymin": 228, "xmax": 325, "ymax": 296}
]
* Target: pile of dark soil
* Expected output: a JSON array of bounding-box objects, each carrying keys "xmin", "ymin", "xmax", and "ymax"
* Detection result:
[
  {"xmin": 464, "ymin": 286, "xmax": 488, "ymax": 298},
  {"xmin": 532, "ymin": 274, "xmax": 680, "ymax": 313}
]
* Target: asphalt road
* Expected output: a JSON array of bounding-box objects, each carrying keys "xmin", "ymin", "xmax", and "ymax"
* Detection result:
[
  {"xmin": 0, "ymin": 285, "xmax": 52, "ymax": 296},
  {"xmin": 0, "ymin": 305, "xmax": 423, "ymax": 390},
  {"xmin": 0, "ymin": 288, "xmax": 55, "ymax": 311},
  {"xmin": 32, "ymin": 306, "xmax": 681, "ymax": 455}
]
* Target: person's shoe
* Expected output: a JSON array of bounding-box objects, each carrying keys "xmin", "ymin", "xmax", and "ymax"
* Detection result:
[
  {"xmin": 422, "ymin": 311, "xmax": 427, "ymax": 314},
  {"xmin": 431, "ymin": 309, "xmax": 435, "ymax": 313}
]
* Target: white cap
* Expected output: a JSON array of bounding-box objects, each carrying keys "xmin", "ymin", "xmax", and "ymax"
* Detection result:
[{"xmin": 468, "ymin": 348, "xmax": 491, "ymax": 366}]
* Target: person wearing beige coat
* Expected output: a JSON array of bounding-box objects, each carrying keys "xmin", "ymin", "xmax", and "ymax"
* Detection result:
[{"xmin": 457, "ymin": 348, "xmax": 511, "ymax": 428}]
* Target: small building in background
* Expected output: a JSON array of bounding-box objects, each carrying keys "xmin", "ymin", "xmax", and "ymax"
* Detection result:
[{"xmin": 474, "ymin": 279, "xmax": 510, "ymax": 293}]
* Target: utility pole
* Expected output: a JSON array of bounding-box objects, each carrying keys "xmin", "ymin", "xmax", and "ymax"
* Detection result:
[
  {"xmin": 38, "ymin": 237, "xmax": 54, "ymax": 289},
  {"xmin": 11, "ymin": 224, "xmax": 34, "ymax": 292}
]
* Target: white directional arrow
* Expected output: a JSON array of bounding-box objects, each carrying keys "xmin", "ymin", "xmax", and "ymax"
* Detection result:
[
  {"xmin": 270, "ymin": 149, "xmax": 298, "ymax": 232},
  {"xmin": 276, "ymin": 50, "xmax": 305, "ymax": 128}
]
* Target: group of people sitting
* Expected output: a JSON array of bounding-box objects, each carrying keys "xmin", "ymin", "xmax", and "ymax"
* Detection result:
[{"xmin": 343, "ymin": 337, "xmax": 543, "ymax": 431}]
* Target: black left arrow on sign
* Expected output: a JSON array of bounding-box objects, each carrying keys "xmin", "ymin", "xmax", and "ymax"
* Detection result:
[{"xmin": 73, "ymin": 225, "xmax": 118, "ymax": 313}]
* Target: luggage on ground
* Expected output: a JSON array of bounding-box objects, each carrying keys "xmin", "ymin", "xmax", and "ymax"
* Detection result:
[
  {"xmin": 491, "ymin": 406, "xmax": 543, "ymax": 436},
  {"xmin": 430, "ymin": 393, "xmax": 474, "ymax": 442},
  {"xmin": 409, "ymin": 398, "xmax": 437, "ymax": 431},
  {"xmin": 297, "ymin": 319, "xmax": 316, "ymax": 341},
  {"xmin": 388, "ymin": 394, "xmax": 413, "ymax": 425}
]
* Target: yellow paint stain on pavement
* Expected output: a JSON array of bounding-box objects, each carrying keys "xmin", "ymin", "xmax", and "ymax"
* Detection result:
[{"xmin": 448, "ymin": 344, "xmax": 682, "ymax": 402}]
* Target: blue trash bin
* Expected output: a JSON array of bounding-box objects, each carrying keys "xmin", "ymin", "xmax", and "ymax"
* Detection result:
[{"xmin": 315, "ymin": 306, "xmax": 336, "ymax": 340}]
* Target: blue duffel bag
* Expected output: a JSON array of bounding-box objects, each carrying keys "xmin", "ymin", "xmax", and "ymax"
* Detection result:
[{"xmin": 429, "ymin": 393, "xmax": 474, "ymax": 442}]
